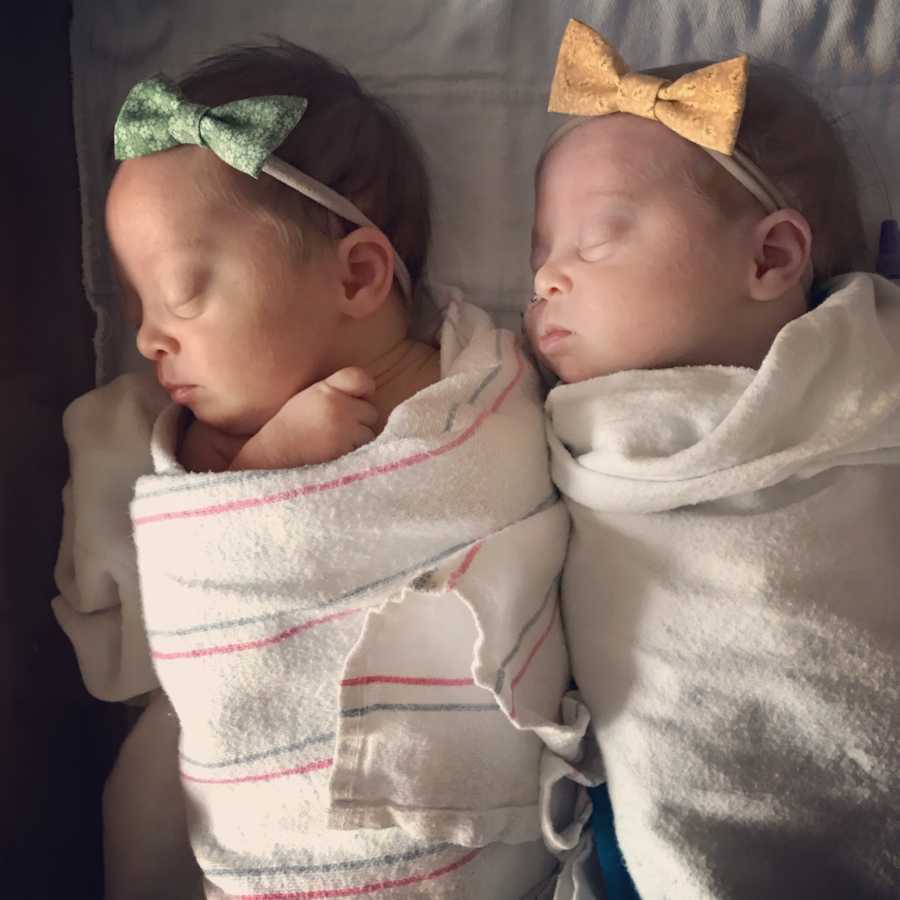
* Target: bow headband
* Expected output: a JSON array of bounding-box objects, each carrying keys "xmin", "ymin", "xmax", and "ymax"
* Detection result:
[
  {"xmin": 113, "ymin": 76, "xmax": 413, "ymax": 300},
  {"xmin": 547, "ymin": 20, "xmax": 787, "ymax": 214}
]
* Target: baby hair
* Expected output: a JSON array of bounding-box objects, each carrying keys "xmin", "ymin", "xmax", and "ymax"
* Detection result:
[
  {"xmin": 648, "ymin": 60, "xmax": 868, "ymax": 290},
  {"xmin": 175, "ymin": 39, "xmax": 432, "ymax": 293}
]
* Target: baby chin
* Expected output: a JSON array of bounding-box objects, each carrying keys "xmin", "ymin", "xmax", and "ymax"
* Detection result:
[{"xmin": 543, "ymin": 352, "xmax": 611, "ymax": 384}]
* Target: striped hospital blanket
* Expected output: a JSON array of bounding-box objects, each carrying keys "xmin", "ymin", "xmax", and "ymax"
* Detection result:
[{"xmin": 131, "ymin": 300, "xmax": 582, "ymax": 899}]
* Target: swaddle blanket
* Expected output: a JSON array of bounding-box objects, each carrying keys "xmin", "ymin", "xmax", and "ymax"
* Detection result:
[
  {"xmin": 131, "ymin": 300, "xmax": 579, "ymax": 899},
  {"xmin": 547, "ymin": 273, "xmax": 900, "ymax": 900}
]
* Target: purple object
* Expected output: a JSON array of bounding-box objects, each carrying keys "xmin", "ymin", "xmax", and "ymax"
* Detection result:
[{"xmin": 876, "ymin": 219, "xmax": 900, "ymax": 279}]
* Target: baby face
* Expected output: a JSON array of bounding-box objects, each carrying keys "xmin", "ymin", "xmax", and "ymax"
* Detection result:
[
  {"xmin": 526, "ymin": 115, "xmax": 754, "ymax": 383},
  {"xmin": 106, "ymin": 147, "xmax": 345, "ymax": 437}
]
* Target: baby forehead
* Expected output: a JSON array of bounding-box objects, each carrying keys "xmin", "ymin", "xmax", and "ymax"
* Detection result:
[
  {"xmin": 538, "ymin": 114, "xmax": 707, "ymax": 192},
  {"xmin": 108, "ymin": 146, "xmax": 244, "ymax": 212}
]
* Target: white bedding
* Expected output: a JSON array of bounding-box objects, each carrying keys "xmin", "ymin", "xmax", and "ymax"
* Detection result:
[{"xmin": 71, "ymin": 0, "xmax": 899, "ymax": 383}]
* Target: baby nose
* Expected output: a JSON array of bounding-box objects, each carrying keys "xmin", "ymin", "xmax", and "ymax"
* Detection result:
[
  {"xmin": 135, "ymin": 317, "xmax": 178, "ymax": 360},
  {"xmin": 533, "ymin": 261, "xmax": 573, "ymax": 302}
]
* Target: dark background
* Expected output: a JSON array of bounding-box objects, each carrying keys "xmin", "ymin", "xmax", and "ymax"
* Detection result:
[{"xmin": 1, "ymin": 1, "xmax": 119, "ymax": 895}]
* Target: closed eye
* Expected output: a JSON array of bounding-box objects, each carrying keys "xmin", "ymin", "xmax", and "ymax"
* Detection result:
[
  {"xmin": 578, "ymin": 241, "xmax": 614, "ymax": 262},
  {"xmin": 577, "ymin": 212, "xmax": 631, "ymax": 263},
  {"xmin": 168, "ymin": 296, "xmax": 205, "ymax": 319}
]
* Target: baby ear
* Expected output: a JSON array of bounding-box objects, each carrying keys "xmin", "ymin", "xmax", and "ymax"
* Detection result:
[
  {"xmin": 747, "ymin": 209, "xmax": 813, "ymax": 302},
  {"xmin": 334, "ymin": 227, "xmax": 396, "ymax": 318}
]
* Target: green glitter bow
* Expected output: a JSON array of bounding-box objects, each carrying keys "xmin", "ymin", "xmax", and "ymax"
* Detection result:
[{"xmin": 113, "ymin": 76, "xmax": 307, "ymax": 177}]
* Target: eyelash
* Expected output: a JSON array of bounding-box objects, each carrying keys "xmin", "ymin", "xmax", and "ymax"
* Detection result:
[
  {"xmin": 579, "ymin": 238, "xmax": 613, "ymax": 257},
  {"xmin": 169, "ymin": 297, "xmax": 203, "ymax": 319}
]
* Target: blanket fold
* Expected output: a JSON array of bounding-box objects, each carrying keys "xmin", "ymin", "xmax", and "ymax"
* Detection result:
[
  {"xmin": 132, "ymin": 301, "xmax": 575, "ymax": 898},
  {"xmin": 548, "ymin": 274, "xmax": 900, "ymax": 900},
  {"xmin": 547, "ymin": 273, "xmax": 900, "ymax": 515}
]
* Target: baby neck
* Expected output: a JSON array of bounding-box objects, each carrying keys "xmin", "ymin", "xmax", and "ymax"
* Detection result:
[
  {"xmin": 730, "ymin": 284, "xmax": 810, "ymax": 368},
  {"xmin": 366, "ymin": 338, "xmax": 441, "ymax": 431}
]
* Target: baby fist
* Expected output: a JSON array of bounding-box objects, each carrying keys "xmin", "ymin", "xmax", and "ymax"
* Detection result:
[{"xmin": 230, "ymin": 367, "xmax": 379, "ymax": 471}]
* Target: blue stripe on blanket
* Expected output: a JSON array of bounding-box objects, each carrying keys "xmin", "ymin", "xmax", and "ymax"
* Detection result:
[
  {"xmin": 147, "ymin": 491, "xmax": 560, "ymax": 637},
  {"xmin": 180, "ymin": 731, "xmax": 334, "ymax": 768},
  {"xmin": 494, "ymin": 577, "xmax": 557, "ymax": 693},
  {"xmin": 444, "ymin": 330, "xmax": 504, "ymax": 431},
  {"xmin": 468, "ymin": 331, "xmax": 505, "ymax": 406},
  {"xmin": 146, "ymin": 539, "xmax": 477, "ymax": 637},
  {"xmin": 203, "ymin": 841, "xmax": 453, "ymax": 876}
]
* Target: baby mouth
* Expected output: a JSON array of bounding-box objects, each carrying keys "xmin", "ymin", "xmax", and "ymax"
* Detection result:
[
  {"xmin": 538, "ymin": 328, "xmax": 573, "ymax": 354},
  {"xmin": 161, "ymin": 382, "xmax": 197, "ymax": 404}
]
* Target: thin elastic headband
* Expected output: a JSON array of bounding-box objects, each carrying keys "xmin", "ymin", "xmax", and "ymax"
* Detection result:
[
  {"xmin": 263, "ymin": 157, "xmax": 413, "ymax": 300},
  {"xmin": 114, "ymin": 76, "xmax": 414, "ymax": 301},
  {"xmin": 543, "ymin": 117, "xmax": 787, "ymax": 215}
]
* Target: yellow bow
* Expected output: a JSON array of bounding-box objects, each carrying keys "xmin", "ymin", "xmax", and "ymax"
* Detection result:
[{"xmin": 548, "ymin": 19, "xmax": 748, "ymax": 155}]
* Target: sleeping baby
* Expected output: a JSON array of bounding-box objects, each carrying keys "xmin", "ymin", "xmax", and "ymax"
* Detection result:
[
  {"xmin": 525, "ymin": 20, "xmax": 900, "ymax": 900},
  {"xmin": 55, "ymin": 40, "xmax": 581, "ymax": 900}
]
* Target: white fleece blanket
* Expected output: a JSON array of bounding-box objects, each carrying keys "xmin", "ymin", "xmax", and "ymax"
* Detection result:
[
  {"xmin": 548, "ymin": 273, "xmax": 900, "ymax": 900},
  {"xmin": 130, "ymin": 301, "xmax": 581, "ymax": 899}
]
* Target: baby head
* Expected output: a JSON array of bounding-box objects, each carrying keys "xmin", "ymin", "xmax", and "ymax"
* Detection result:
[
  {"xmin": 106, "ymin": 41, "xmax": 431, "ymax": 436},
  {"xmin": 526, "ymin": 35, "xmax": 867, "ymax": 385}
]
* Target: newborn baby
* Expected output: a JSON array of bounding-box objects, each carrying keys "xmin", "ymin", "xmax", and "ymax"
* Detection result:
[
  {"xmin": 525, "ymin": 19, "xmax": 900, "ymax": 900},
  {"xmin": 57, "ymin": 38, "xmax": 575, "ymax": 900}
]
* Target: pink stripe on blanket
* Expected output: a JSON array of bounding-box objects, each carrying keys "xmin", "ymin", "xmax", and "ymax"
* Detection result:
[
  {"xmin": 446, "ymin": 541, "xmax": 482, "ymax": 590},
  {"xmin": 133, "ymin": 346, "xmax": 525, "ymax": 527},
  {"xmin": 151, "ymin": 607, "xmax": 362, "ymax": 660},
  {"xmin": 341, "ymin": 675, "xmax": 474, "ymax": 687},
  {"xmin": 181, "ymin": 757, "xmax": 332, "ymax": 785},
  {"xmin": 509, "ymin": 605, "xmax": 558, "ymax": 721},
  {"xmin": 232, "ymin": 848, "xmax": 482, "ymax": 899},
  {"xmin": 150, "ymin": 534, "xmax": 485, "ymax": 661}
]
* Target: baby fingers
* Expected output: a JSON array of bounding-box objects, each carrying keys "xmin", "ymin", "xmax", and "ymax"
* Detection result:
[
  {"xmin": 324, "ymin": 366, "xmax": 376, "ymax": 398},
  {"xmin": 344, "ymin": 396, "xmax": 379, "ymax": 428}
]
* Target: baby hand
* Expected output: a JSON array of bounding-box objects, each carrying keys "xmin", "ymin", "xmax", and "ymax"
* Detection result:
[
  {"xmin": 229, "ymin": 367, "xmax": 378, "ymax": 471},
  {"xmin": 179, "ymin": 419, "xmax": 247, "ymax": 473}
]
